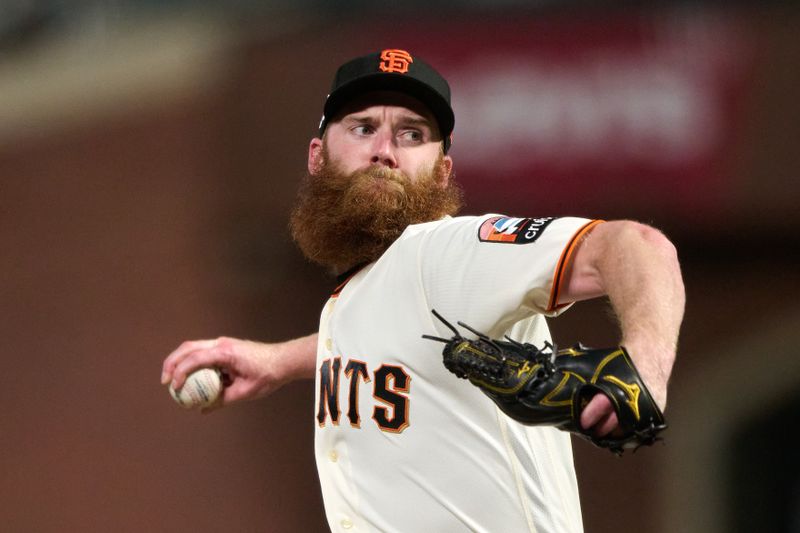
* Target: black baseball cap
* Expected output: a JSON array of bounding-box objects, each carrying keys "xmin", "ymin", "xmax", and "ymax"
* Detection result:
[{"xmin": 318, "ymin": 49, "xmax": 454, "ymax": 153}]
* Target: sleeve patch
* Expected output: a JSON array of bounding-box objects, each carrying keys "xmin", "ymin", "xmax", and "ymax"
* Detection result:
[{"xmin": 478, "ymin": 216, "xmax": 557, "ymax": 244}]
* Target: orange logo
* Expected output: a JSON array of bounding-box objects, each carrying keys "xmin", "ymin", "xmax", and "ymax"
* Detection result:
[{"xmin": 379, "ymin": 49, "xmax": 413, "ymax": 74}]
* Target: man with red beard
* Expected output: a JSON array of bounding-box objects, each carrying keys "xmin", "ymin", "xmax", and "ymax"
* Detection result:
[
  {"xmin": 162, "ymin": 49, "xmax": 685, "ymax": 532},
  {"xmin": 290, "ymin": 90, "xmax": 463, "ymax": 274}
]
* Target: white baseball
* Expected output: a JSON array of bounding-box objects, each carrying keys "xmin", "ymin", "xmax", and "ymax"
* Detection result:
[{"xmin": 169, "ymin": 368, "xmax": 222, "ymax": 409}]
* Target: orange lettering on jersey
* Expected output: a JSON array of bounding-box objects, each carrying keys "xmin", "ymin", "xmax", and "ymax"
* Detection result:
[
  {"xmin": 344, "ymin": 359, "xmax": 371, "ymax": 428},
  {"xmin": 379, "ymin": 49, "xmax": 413, "ymax": 74},
  {"xmin": 316, "ymin": 359, "xmax": 412, "ymax": 433},
  {"xmin": 317, "ymin": 357, "xmax": 342, "ymax": 427},
  {"xmin": 372, "ymin": 364, "xmax": 411, "ymax": 433}
]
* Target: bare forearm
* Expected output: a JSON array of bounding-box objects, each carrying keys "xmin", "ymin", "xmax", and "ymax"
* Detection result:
[
  {"xmin": 274, "ymin": 332, "xmax": 319, "ymax": 384},
  {"xmin": 594, "ymin": 222, "xmax": 685, "ymax": 407}
]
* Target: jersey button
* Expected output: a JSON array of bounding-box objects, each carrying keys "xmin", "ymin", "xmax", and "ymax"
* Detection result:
[
  {"xmin": 340, "ymin": 518, "xmax": 353, "ymax": 529},
  {"xmin": 329, "ymin": 450, "xmax": 338, "ymax": 462}
]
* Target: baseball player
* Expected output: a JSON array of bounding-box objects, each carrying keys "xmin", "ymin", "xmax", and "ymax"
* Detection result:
[{"xmin": 162, "ymin": 49, "xmax": 685, "ymax": 532}]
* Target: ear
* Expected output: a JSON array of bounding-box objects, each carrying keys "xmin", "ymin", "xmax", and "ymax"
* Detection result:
[
  {"xmin": 308, "ymin": 137, "xmax": 324, "ymax": 175},
  {"xmin": 438, "ymin": 155, "xmax": 453, "ymax": 187}
]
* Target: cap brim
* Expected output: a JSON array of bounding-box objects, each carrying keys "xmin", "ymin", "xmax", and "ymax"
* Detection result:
[{"xmin": 322, "ymin": 73, "xmax": 454, "ymax": 140}]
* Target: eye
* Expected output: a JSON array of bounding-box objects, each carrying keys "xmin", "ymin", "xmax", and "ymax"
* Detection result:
[
  {"xmin": 400, "ymin": 129, "xmax": 424, "ymax": 143},
  {"xmin": 352, "ymin": 124, "xmax": 374, "ymax": 136}
]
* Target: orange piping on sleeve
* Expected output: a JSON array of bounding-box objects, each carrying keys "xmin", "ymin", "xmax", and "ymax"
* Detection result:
[{"xmin": 546, "ymin": 219, "xmax": 605, "ymax": 313}]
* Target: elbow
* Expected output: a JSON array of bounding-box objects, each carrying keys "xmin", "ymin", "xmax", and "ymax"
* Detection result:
[
  {"xmin": 639, "ymin": 223, "xmax": 678, "ymax": 263},
  {"xmin": 631, "ymin": 222, "xmax": 678, "ymax": 254},
  {"xmin": 621, "ymin": 221, "xmax": 681, "ymax": 272},
  {"xmin": 604, "ymin": 220, "xmax": 679, "ymax": 263}
]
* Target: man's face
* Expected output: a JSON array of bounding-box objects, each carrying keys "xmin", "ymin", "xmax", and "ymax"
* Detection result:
[
  {"xmin": 308, "ymin": 91, "xmax": 452, "ymax": 184},
  {"xmin": 290, "ymin": 92, "xmax": 462, "ymax": 273}
]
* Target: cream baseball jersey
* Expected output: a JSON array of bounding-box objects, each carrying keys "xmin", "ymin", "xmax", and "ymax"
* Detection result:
[{"xmin": 314, "ymin": 214, "xmax": 602, "ymax": 533}]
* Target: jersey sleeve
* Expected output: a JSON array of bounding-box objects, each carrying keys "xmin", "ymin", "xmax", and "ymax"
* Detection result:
[{"xmin": 416, "ymin": 215, "xmax": 602, "ymax": 336}]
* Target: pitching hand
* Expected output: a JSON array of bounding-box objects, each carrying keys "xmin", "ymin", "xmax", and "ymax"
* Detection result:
[{"xmin": 161, "ymin": 335, "xmax": 314, "ymax": 413}]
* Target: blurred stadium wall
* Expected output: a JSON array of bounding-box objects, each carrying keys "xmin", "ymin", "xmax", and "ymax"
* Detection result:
[{"xmin": 1, "ymin": 3, "xmax": 798, "ymax": 532}]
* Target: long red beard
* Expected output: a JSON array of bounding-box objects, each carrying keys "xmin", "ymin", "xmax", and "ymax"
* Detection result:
[{"xmin": 290, "ymin": 150, "xmax": 463, "ymax": 272}]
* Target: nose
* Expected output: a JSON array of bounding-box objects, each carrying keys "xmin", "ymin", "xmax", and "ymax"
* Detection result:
[{"xmin": 370, "ymin": 131, "xmax": 398, "ymax": 169}]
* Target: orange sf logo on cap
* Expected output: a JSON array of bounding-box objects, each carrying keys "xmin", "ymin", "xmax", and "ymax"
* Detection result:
[{"xmin": 379, "ymin": 49, "xmax": 413, "ymax": 74}]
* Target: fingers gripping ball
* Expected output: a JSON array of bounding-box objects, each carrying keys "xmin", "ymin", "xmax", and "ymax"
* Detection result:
[{"xmin": 169, "ymin": 368, "xmax": 222, "ymax": 409}]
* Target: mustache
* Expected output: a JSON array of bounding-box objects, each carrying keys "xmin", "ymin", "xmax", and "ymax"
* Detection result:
[
  {"xmin": 353, "ymin": 165, "xmax": 409, "ymax": 184},
  {"xmin": 319, "ymin": 164, "xmax": 410, "ymax": 196}
]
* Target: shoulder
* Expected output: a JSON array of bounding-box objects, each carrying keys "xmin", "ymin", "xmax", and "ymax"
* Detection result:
[
  {"xmin": 385, "ymin": 216, "xmax": 486, "ymax": 250},
  {"xmin": 402, "ymin": 215, "xmax": 488, "ymax": 236},
  {"xmin": 397, "ymin": 215, "xmax": 596, "ymax": 248}
]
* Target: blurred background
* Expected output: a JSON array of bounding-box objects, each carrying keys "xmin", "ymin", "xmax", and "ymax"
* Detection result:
[{"xmin": 1, "ymin": 1, "xmax": 799, "ymax": 532}]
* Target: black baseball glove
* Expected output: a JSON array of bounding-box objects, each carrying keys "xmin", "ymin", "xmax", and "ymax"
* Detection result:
[{"xmin": 423, "ymin": 310, "xmax": 666, "ymax": 455}]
